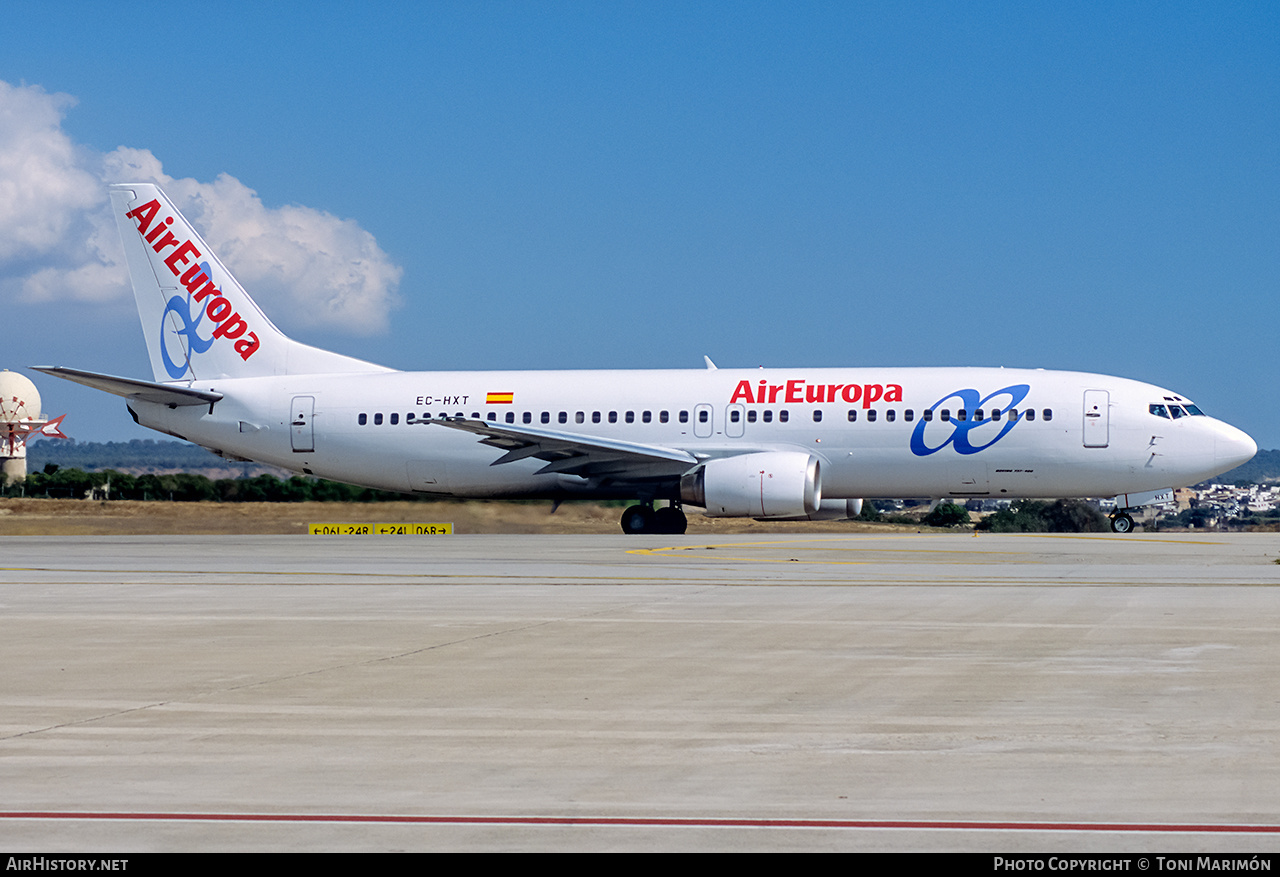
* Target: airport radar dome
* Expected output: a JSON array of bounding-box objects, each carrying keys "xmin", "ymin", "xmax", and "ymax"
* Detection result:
[{"xmin": 0, "ymin": 370, "xmax": 41, "ymax": 424}]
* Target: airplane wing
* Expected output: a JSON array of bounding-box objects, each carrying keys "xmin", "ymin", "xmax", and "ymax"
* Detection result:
[
  {"xmin": 31, "ymin": 367, "xmax": 224, "ymax": 408},
  {"xmin": 430, "ymin": 418, "xmax": 701, "ymax": 480}
]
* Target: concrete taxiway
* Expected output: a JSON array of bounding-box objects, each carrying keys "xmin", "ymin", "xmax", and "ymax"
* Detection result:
[{"xmin": 1, "ymin": 532, "xmax": 1279, "ymax": 851}]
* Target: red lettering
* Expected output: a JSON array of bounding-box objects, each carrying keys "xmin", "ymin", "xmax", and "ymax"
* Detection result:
[
  {"xmin": 192, "ymin": 280, "xmax": 219, "ymax": 302},
  {"xmin": 235, "ymin": 333, "xmax": 260, "ymax": 360},
  {"xmin": 842, "ymin": 385, "xmax": 861, "ymax": 404},
  {"xmin": 150, "ymin": 229, "xmax": 180, "ymax": 254},
  {"xmin": 180, "ymin": 264, "xmax": 209, "ymax": 293},
  {"xmin": 885, "ymin": 384, "xmax": 903, "ymax": 403},
  {"xmin": 805, "ymin": 384, "xmax": 825, "ymax": 403},
  {"xmin": 205, "ymin": 297, "xmax": 232, "ymax": 322},
  {"xmin": 126, "ymin": 199, "xmax": 160, "ymax": 235},
  {"xmin": 828, "ymin": 384, "xmax": 840, "ymax": 401},
  {"xmin": 768, "ymin": 384, "xmax": 782, "ymax": 403},
  {"xmin": 164, "ymin": 240, "xmax": 200, "ymax": 275},
  {"xmin": 785, "ymin": 380, "xmax": 803, "ymax": 403},
  {"xmin": 213, "ymin": 312, "xmax": 247, "ymax": 340},
  {"xmin": 863, "ymin": 384, "xmax": 883, "ymax": 408},
  {"xmin": 729, "ymin": 380, "xmax": 755, "ymax": 404}
]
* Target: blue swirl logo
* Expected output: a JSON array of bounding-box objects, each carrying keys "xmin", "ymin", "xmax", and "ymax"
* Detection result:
[
  {"xmin": 159, "ymin": 261, "xmax": 216, "ymax": 379},
  {"xmin": 909, "ymin": 384, "xmax": 1031, "ymax": 456}
]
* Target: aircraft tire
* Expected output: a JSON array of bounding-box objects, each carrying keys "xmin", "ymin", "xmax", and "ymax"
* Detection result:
[
  {"xmin": 621, "ymin": 504, "xmax": 655, "ymax": 534},
  {"xmin": 1110, "ymin": 513, "xmax": 1135, "ymax": 534},
  {"xmin": 653, "ymin": 506, "xmax": 688, "ymax": 535}
]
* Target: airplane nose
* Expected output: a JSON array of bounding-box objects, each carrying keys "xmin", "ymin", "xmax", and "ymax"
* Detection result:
[{"xmin": 1215, "ymin": 424, "xmax": 1258, "ymax": 471}]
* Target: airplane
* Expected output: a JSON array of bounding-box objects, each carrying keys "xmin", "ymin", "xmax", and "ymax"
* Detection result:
[{"xmin": 35, "ymin": 183, "xmax": 1257, "ymax": 535}]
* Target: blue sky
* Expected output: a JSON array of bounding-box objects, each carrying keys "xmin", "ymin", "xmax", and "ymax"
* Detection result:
[{"xmin": 2, "ymin": 1, "xmax": 1277, "ymax": 447}]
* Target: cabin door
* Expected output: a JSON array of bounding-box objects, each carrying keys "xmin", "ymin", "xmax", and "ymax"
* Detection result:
[
  {"xmin": 1083, "ymin": 390, "xmax": 1109, "ymax": 448},
  {"xmin": 290, "ymin": 395, "xmax": 315, "ymax": 453}
]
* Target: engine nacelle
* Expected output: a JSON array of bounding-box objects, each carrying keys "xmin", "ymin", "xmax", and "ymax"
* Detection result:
[
  {"xmin": 680, "ymin": 451, "xmax": 822, "ymax": 518},
  {"xmin": 766, "ymin": 498, "xmax": 864, "ymax": 522}
]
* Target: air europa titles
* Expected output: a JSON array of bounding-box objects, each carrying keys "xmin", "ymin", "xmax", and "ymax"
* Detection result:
[
  {"xmin": 729, "ymin": 379, "xmax": 903, "ymax": 408},
  {"xmin": 124, "ymin": 199, "xmax": 260, "ymax": 376}
]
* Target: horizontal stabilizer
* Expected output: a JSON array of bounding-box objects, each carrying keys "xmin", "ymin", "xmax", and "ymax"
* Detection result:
[{"xmin": 31, "ymin": 367, "xmax": 223, "ymax": 408}]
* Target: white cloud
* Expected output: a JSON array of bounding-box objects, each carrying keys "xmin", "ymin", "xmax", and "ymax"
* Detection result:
[{"xmin": 0, "ymin": 80, "xmax": 401, "ymax": 332}]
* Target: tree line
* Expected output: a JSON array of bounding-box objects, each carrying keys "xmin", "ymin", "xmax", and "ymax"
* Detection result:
[{"xmin": 2, "ymin": 465, "xmax": 425, "ymax": 503}]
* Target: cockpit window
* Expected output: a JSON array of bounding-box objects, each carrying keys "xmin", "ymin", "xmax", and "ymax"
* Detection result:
[
  {"xmin": 1169, "ymin": 406, "xmax": 1186, "ymax": 419},
  {"xmin": 1149, "ymin": 404, "xmax": 1170, "ymax": 419},
  {"xmin": 1184, "ymin": 404, "xmax": 1205, "ymax": 416}
]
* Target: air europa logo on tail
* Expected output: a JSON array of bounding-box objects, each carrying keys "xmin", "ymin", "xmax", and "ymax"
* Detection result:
[{"xmin": 125, "ymin": 199, "xmax": 261, "ymax": 377}]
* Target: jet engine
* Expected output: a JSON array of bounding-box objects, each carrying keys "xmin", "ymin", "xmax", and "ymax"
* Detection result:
[
  {"xmin": 680, "ymin": 451, "xmax": 821, "ymax": 518},
  {"xmin": 766, "ymin": 498, "xmax": 864, "ymax": 522}
]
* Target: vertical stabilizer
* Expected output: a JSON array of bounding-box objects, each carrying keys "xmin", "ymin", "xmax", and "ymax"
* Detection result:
[{"xmin": 109, "ymin": 183, "xmax": 391, "ymax": 382}]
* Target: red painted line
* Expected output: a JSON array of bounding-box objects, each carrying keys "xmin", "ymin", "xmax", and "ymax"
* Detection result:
[{"xmin": 0, "ymin": 813, "xmax": 1278, "ymax": 832}]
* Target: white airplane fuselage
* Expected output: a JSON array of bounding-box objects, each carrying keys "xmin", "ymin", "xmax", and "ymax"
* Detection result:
[{"xmin": 128, "ymin": 365, "xmax": 1254, "ymax": 503}]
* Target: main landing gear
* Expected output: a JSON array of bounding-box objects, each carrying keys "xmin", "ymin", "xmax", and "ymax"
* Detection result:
[
  {"xmin": 620, "ymin": 502, "xmax": 688, "ymax": 535},
  {"xmin": 1109, "ymin": 512, "xmax": 1135, "ymax": 533}
]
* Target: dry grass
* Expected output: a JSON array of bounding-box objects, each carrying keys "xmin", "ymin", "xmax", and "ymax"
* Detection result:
[{"xmin": 0, "ymin": 497, "xmax": 915, "ymax": 536}]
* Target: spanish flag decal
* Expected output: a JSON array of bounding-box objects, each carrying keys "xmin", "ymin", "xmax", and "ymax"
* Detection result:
[{"xmin": 486, "ymin": 392, "xmax": 514, "ymax": 404}]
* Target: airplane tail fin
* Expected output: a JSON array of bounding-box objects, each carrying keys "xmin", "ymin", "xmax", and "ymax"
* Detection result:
[{"xmin": 109, "ymin": 183, "xmax": 391, "ymax": 382}]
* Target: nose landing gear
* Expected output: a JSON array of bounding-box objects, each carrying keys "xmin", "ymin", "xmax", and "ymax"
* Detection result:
[{"xmin": 1109, "ymin": 512, "xmax": 1135, "ymax": 533}]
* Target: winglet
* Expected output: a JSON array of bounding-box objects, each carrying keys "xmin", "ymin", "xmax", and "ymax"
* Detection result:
[{"xmin": 703, "ymin": 356, "xmax": 717, "ymax": 370}]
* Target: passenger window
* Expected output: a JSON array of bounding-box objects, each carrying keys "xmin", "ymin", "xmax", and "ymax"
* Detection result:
[
  {"xmin": 763, "ymin": 410, "xmax": 773, "ymax": 423},
  {"xmin": 886, "ymin": 409, "xmax": 895, "ymax": 422},
  {"xmin": 748, "ymin": 410, "xmax": 757, "ymax": 423},
  {"xmin": 867, "ymin": 409, "xmax": 877, "ymax": 422},
  {"xmin": 698, "ymin": 410, "xmax": 709, "ymax": 423},
  {"xmin": 575, "ymin": 411, "xmax": 584, "ymax": 424},
  {"xmin": 625, "ymin": 411, "xmax": 635, "ymax": 423},
  {"xmin": 812, "ymin": 410, "xmax": 822, "ymax": 422},
  {"xmin": 374, "ymin": 413, "xmax": 383, "ymax": 425},
  {"xmin": 679, "ymin": 411, "xmax": 689, "ymax": 423},
  {"xmin": 592, "ymin": 411, "xmax": 601, "ymax": 423},
  {"xmin": 609, "ymin": 411, "xmax": 618, "ymax": 423},
  {"xmin": 558, "ymin": 411, "xmax": 567, "ymax": 424},
  {"xmin": 642, "ymin": 411, "xmax": 652, "ymax": 423},
  {"xmin": 1008, "ymin": 408, "xmax": 1018, "ymax": 420},
  {"xmin": 487, "ymin": 412, "xmax": 496, "ymax": 421},
  {"xmin": 923, "ymin": 409, "xmax": 933, "ymax": 422},
  {"xmin": 660, "ymin": 411, "xmax": 669, "ymax": 423},
  {"xmin": 470, "ymin": 412, "xmax": 479, "ymax": 419},
  {"xmin": 991, "ymin": 409, "xmax": 1002, "ymax": 421},
  {"xmin": 779, "ymin": 410, "xmax": 789, "ymax": 423},
  {"xmin": 523, "ymin": 412, "xmax": 532, "ymax": 424},
  {"xmin": 1042, "ymin": 409, "xmax": 1052, "ymax": 421},
  {"xmin": 406, "ymin": 413, "xmax": 417, "ymax": 423},
  {"xmin": 974, "ymin": 409, "xmax": 983, "ymax": 421},
  {"xmin": 541, "ymin": 412, "xmax": 551, "ymax": 424},
  {"xmin": 940, "ymin": 410, "xmax": 950, "ymax": 422},
  {"xmin": 506, "ymin": 412, "xmax": 515, "ymax": 423},
  {"xmin": 847, "ymin": 410, "xmax": 857, "ymax": 422},
  {"xmin": 731, "ymin": 410, "xmax": 741, "ymax": 422},
  {"xmin": 390, "ymin": 413, "xmax": 399, "ymax": 425},
  {"xmin": 957, "ymin": 409, "xmax": 967, "ymax": 421},
  {"xmin": 1025, "ymin": 409, "xmax": 1036, "ymax": 422},
  {"xmin": 904, "ymin": 409, "xmax": 914, "ymax": 422}
]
